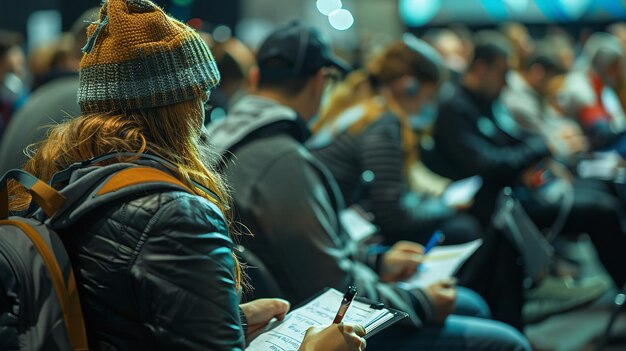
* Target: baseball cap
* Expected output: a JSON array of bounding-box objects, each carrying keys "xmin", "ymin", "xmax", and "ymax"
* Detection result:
[{"xmin": 256, "ymin": 21, "xmax": 351, "ymax": 79}]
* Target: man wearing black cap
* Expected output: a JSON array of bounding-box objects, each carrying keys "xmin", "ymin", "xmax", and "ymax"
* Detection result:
[{"xmin": 207, "ymin": 23, "xmax": 530, "ymax": 351}]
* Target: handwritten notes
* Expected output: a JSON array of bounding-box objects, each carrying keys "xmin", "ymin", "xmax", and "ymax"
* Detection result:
[{"xmin": 245, "ymin": 289, "xmax": 390, "ymax": 351}]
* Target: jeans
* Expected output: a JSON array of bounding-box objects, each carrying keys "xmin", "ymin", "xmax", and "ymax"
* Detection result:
[{"xmin": 367, "ymin": 287, "xmax": 531, "ymax": 351}]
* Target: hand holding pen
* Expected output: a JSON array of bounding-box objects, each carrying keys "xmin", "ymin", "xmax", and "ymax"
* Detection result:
[
  {"xmin": 423, "ymin": 230, "xmax": 445, "ymax": 255},
  {"xmin": 333, "ymin": 286, "xmax": 358, "ymax": 324}
]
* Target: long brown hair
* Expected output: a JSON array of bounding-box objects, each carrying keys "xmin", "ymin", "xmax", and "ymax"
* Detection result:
[
  {"xmin": 9, "ymin": 98, "xmax": 244, "ymax": 289},
  {"xmin": 313, "ymin": 40, "xmax": 440, "ymax": 170}
]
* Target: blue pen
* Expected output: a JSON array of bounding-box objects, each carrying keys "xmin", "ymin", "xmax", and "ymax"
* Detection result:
[{"xmin": 423, "ymin": 231, "xmax": 445, "ymax": 254}]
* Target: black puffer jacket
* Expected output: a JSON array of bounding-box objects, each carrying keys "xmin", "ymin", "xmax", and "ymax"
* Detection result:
[{"xmin": 50, "ymin": 162, "xmax": 244, "ymax": 350}]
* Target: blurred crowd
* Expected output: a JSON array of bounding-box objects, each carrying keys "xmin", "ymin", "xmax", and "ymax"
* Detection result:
[{"xmin": 3, "ymin": 3, "xmax": 626, "ymax": 349}]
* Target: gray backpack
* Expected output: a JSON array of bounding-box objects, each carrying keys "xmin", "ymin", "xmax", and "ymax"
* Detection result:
[
  {"xmin": 0, "ymin": 170, "xmax": 88, "ymax": 350},
  {"xmin": 0, "ymin": 154, "xmax": 205, "ymax": 350}
]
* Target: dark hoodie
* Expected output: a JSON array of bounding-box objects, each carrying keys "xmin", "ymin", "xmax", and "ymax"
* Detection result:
[{"xmin": 207, "ymin": 94, "xmax": 434, "ymax": 328}]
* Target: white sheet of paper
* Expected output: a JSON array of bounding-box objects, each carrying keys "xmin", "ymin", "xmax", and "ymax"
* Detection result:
[
  {"xmin": 397, "ymin": 239, "xmax": 483, "ymax": 290},
  {"xmin": 441, "ymin": 176, "xmax": 483, "ymax": 207},
  {"xmin": 340, "ymin": 207, "xmax": 378, "ymax": 242},
  {"xmin": 577, "ymin": 151, "xmax": 620, "ymax": 180},
  {"xmin": 245, "ymin": 288, "xmax": 388, "ymax": 351}
]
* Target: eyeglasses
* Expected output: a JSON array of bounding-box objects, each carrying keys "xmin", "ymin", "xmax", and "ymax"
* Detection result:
[{"xmin": 322, "ymin": 68, "xmax": 342, "ymax": 94}]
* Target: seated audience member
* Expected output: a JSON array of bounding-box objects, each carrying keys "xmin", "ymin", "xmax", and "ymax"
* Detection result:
[
  {"xmin": 309, "ymin": 35, "xmax": 480, "ymax": 246},
  {"xmin": 499, "ymin": 22, "xmax": 534, "ymax": 72},
  {"xmin": 207, "ymin": 37, "xmax": 257, "ymax": 124},
  {"xmin": 427, "ymin": 31, "xmax": 626, "ymax": 304},
  {"xmin": 207, "ymin": 21, "xmax": 530, "ymax": 351},
  {"xmin": 558, "ymin": 32, "xmax": 626, "ymax": 157},
  {"xmin": 9, "ymin": 1, "xmax": 365, "ymax": 349},
  {"xmin": 0, "ymin": 7, "xmax": 98, "ymax": 174},
  {"xmin": 502, "ymin": 42, "xmax": 588, "ymax": 164},
  {"xmin": 0, "ymin": 30, "xmax": 28, "ymax": 139},
  {"xmin": 309, "ymin": 36, "xmax": 546, "ymax": 329}
]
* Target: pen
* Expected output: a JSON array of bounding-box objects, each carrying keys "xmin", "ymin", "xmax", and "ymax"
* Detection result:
[
  {"xmin": 333, "ymin": 286, "xmax": 357, "ymax": 324},
  {"xmin": 423, "ymin": 230, "xmax": 445, "ymax": 255}
]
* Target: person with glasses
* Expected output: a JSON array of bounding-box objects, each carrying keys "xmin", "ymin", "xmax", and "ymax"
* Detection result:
[{"xmin": 207, "ymin": 22, "xmax": 530, "ymax": 351}]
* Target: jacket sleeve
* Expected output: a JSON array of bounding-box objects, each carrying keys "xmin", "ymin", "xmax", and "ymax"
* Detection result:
[
  {"xmin": 131, "ymin": 193, "xmax": 245, "ymax": 350},
  {"xmin": 359, "ymin": 117, "xmax": 454, "ymax": 243},
  {"xmin": 434, "ymin": 101, "xmax": 550, "ymax": 186},
  {"xmin": 251, "ymin": 148, "xmax": 433, "ymax": 328}
]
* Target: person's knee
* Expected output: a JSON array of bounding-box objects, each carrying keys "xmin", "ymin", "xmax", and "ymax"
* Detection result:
[
  {"xmin": 477, "ymin": 320, "xmax": 531, "ymax": 351},
  {"xmin": 446, "ymin": 315, "xmax": 531, "ymax": 351},
  {"xmin": 454, "ymin": 286, "xmax": 492, "ymax": 319},
  {"xmin": 492, "ymin": 323, "xmax": 531, "ymax": 351}
]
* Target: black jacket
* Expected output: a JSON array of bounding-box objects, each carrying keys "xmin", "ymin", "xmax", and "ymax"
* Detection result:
[
  {"xmin": 50, "ymin": 162, "xmax": 245, "ymax": 350},
  {"xmin": 424, "ymin": 84, "xmax": 550, "ymax": 221},
  {"xmin": 207, "ymin": 95, "xmax": 434, "ymax": 328}
]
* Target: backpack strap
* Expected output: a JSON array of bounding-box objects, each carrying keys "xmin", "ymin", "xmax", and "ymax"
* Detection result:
[
  {"xmin": 0, "ymin": 170, "xmax": 87, "ymax": 350},
  {"xmin": 0, "ymin": 169, "xmax": 65, "ymax": 219},
  {"xmin": 0, "ymin": 219, "xmax": 88, "ymax": 351},
  {"xmin": 49, "ymin": 152, "xmax": 220, "ymax": 204},
  {"xmin": 96, "ymin": 166, "xmax": 193, "ymax": 195}
]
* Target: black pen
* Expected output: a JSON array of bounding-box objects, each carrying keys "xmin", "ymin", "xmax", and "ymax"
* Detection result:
[{"xmin": 333, "ymin": 286, "xmax": 357, "ymax": 324}]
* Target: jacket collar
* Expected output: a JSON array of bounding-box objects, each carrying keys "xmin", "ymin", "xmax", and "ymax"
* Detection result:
[{"xmin": 205, "ymin": 94, "xmax": 311, "ymax": 156}]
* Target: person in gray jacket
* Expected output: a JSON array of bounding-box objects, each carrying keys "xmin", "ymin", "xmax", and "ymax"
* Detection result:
[{"xmin": 207, "ymin": 22, "xmax": 530, "ymax": 351}]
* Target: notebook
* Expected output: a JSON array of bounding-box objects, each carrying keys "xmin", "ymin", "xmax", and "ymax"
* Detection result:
[{"xmin": 245, "ymin": 288, "xmax": 408, "ymax": 350}]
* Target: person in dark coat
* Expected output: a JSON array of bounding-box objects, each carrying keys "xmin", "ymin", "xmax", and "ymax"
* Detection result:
[
  {"xmin": 425, "ymin": 31, "xmax": 626, "ymax": 326},
  {"xmin": 207, "ymin": 22, "xmax": 530, "ymax": 351}
]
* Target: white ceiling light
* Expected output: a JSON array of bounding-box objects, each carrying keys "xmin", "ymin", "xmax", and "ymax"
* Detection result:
[
  {"xmin": 328, "ymin": 9, "xmax": 354, "ymax": 31},
  {"xmin": 317, "ymin": 0, "xmax": 343, "ymax": 16}
]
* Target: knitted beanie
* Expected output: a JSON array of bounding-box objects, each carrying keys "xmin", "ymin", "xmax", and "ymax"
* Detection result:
[{"xmin": 77, "ymin": 0, "xmax": 220, "ymax": 113}]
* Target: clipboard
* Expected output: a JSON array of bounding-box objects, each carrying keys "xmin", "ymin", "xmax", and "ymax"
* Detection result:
[
  {"xmin": 294, "ymin": 287, "xmax": 409, "ymax": 339},
  {"xmin": 350, "ymin": 294, "xmax": 409, "ymax": 339},
  {"xmin": 245, "ymin": 288, "xmax": 408, "ymax": 350}
]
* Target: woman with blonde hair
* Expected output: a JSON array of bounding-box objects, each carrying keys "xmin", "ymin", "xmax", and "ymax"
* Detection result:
[
  {"xmin": 8, "ymin": 1, "xmax": 366, "ymax": 349},
  {"xmin": 311, "ymin": 34, "xmax": 481, "ymax": 246}
]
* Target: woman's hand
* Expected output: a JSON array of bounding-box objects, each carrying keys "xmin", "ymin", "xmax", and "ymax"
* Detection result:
[
  {"xmin": 299, "ymin": 323, "xmax": 367, "ymax": 351},
  {"xmin": 379, "ymin": 241, "xmax": 424, "ymax": 282},
  {"xmin": 424, "ymin": 279, "xmax": 457, "ymax": 324},
  {"xmin": 240, "ymin": 298, "xmax": 290, "ymax": 340}
]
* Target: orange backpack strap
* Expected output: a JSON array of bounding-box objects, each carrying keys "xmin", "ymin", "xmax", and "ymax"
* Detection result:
[
  {"xmin": 95, "ymin": 166, "xmax": 193, "ymax": 196},
  {"xmin": 0, "ymin": 219, "xmax": 88, "ymax": 350},
  {"xmin": 0, "ymin": 169, "xmax": 65, "ymax": 219}
]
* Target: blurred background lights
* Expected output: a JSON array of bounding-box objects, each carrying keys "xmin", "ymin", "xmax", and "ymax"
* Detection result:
[
  {"xmin": 328, "ymin": 9, "xmax": 354, "ymax": 31},
  {"xmin": 556, "ymin": 0, "xmax": 592, "ymax": 20},
  {"xmin": 399, "ymin": 0, "xmax": 441, "ymax": 27},
  {"xmin": 316, "ymin": 0, "xmax": 342, "ymax": 16},
  {"xmin": 504, "ymin": 0, "xmax": 531, "ymax": 13},
  {"xmin": 213, "ymin": 25, "xmax": 232, "ymax": 43}
]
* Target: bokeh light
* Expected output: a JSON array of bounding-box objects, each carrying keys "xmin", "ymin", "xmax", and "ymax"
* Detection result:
[
  {"xmin": 316, "ymin": 0, "xmax": 343, "ymax": 16},
  {"xmin": 328, "ymin": 9, "xmax": 354, "ymax": 31},
  {"xmin": 399, "ymin": 0, "xmax": 441, "ymax": 27}
]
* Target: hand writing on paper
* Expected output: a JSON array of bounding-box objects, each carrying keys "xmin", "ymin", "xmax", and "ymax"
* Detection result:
[
  {"xmin": 240, "ymin": 298, "xmax": 291, "ymax": 341},
  {"xmin": 425, "ymin": 279, "xmax": 457, "ymax": 324},
  {"xmin": 299, "ymin": 323, "xmax": 367, "ymax": 351},
  {"xmin": 379, "ymin": 241, "xmax": 424, "ymax": 283}
]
